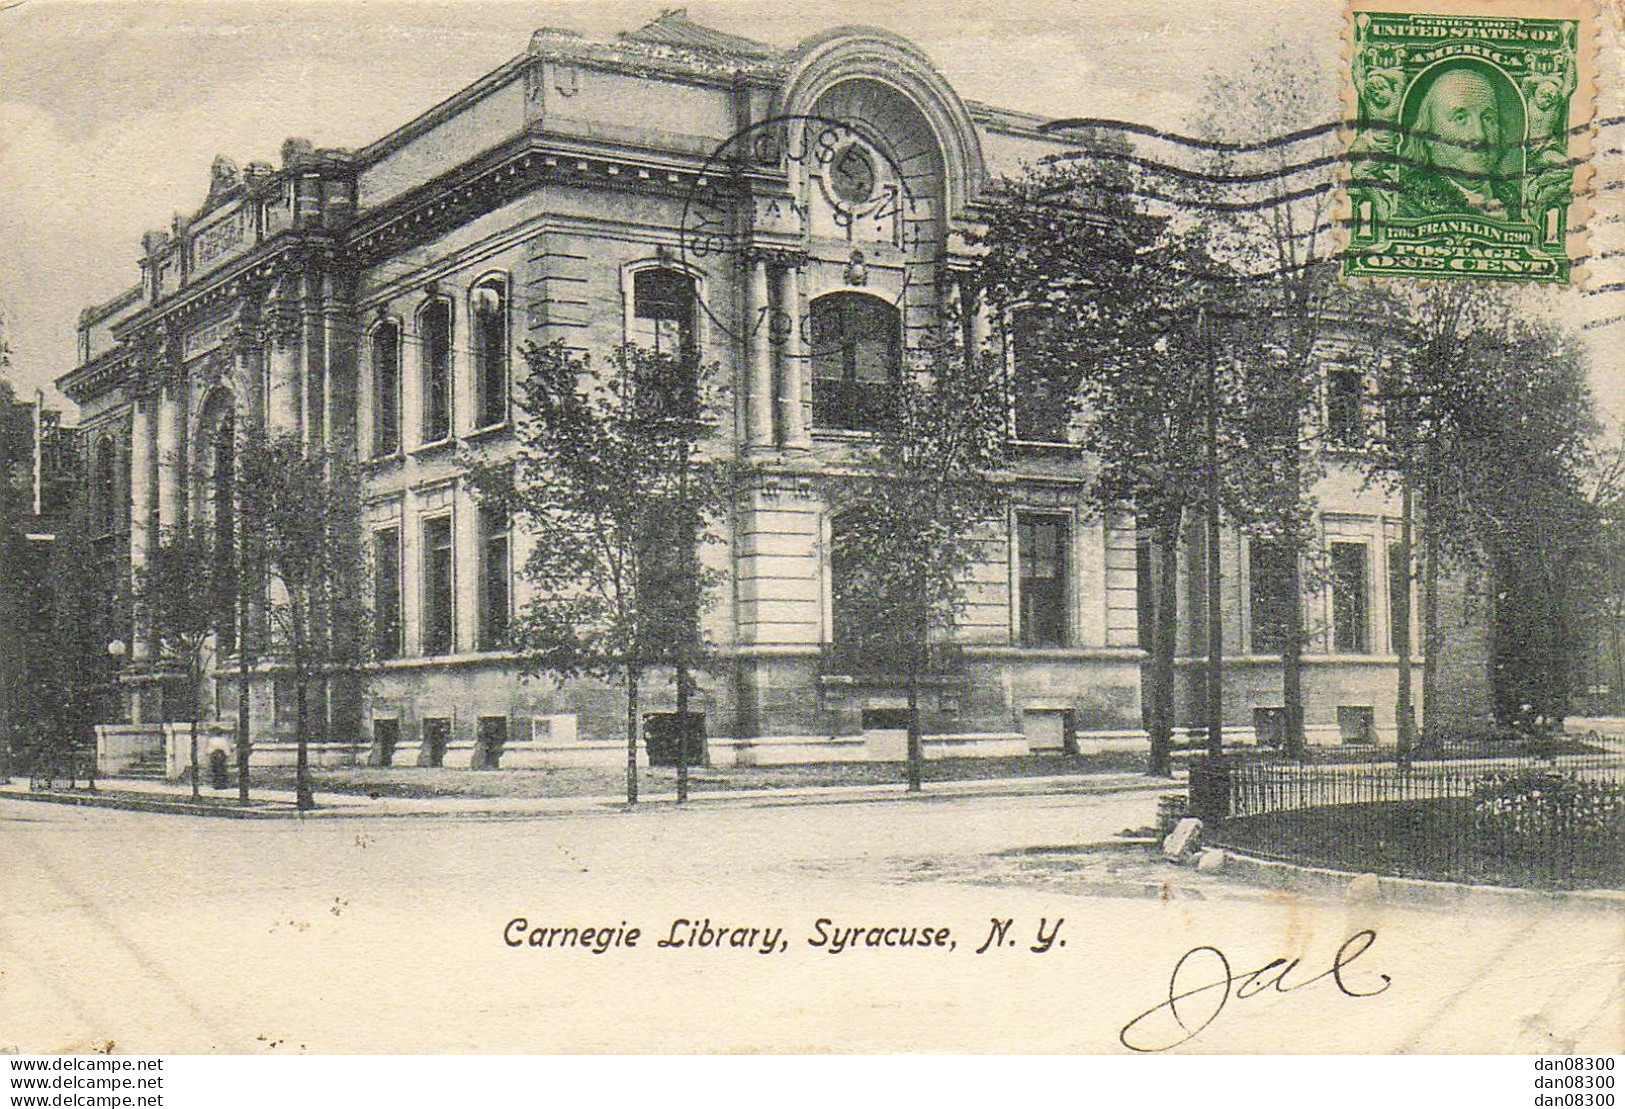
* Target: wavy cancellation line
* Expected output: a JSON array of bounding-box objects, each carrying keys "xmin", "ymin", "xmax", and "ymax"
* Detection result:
[
  {"xmin": 1036, "ymin": 114, "xmax": 1625, "ymax": 154},
  {"xmin": 1037, "ymin": 147, "xmax": 1588, "ymax": 189}
]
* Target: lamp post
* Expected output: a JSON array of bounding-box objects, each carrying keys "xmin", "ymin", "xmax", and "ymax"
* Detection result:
[{"xmin": 96, "ymin": 637, "xmax": 125, "ymax": 791}]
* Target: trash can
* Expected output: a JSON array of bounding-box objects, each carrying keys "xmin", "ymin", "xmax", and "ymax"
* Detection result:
[
  {"xmin": 209, "ymin": 748, "xmax": 231, "ymax": 790},
  {"xmin": 1188, "ymin": 755, "xmax": 1231, "ymax": 825}
]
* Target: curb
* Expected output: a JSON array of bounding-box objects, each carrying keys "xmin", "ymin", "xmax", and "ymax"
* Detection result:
[
  {"xmin": 1211, "ymin": 846, "xmax": 1625, "ymax": 912},
  {"xmin": 2, "ymin": 789, "xmax": 299, "ymax": 820},
  {"xmin": 1, "ymin": 774, "xmax": 1178, "ymax": 821}
]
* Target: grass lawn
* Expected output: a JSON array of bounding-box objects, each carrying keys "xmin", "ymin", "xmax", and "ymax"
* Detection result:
[
  {"xmin": 249, "ymin": 750, "xmax": 1155, "ymax": 800},
  {"xmin": 1213, "ymin": 799, "xmax": 1624, "ymax": 890}
]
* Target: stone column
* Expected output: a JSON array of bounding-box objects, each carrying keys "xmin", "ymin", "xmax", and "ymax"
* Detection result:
[
  {"xmin": 301, "ymin": 271, "xmax": 323, "ymax": 447},
  {"xmin": 128, "ymin": 394, "xmax": 155, "ymax": 662},
  {"xmin": 778, "ymin": 262, "xmax": 811, "ymax": 450},
  {"xmin": 156, "ymin": 382, "xmax": 183, "ymax": 541},
  {"xmin": 969, "ymin": 284, "xmax": 991, "ymax": 354},
  {"xmin": 267, "ymin": 326, "xmax": 300, "ymax": 436},
  {"xmin": 746, "ymin": 255, "xmax": 774, "ymax": 451}
]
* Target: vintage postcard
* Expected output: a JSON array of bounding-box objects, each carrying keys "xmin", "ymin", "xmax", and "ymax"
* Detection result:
[{"xmin": 0, "ymin": 0, "xmax": 1621, "ymax": 1061}]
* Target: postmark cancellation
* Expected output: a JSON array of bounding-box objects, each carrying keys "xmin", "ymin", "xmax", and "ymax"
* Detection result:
[{"xmin": 1342, "ymin": 0, "xmax": 1599, "ymax": 283}]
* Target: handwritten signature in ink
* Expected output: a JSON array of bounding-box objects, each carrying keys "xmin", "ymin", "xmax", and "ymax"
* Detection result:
[{"xmin": 1119, "ymin": 929, "xmax": 1391, "ymax": 1052}]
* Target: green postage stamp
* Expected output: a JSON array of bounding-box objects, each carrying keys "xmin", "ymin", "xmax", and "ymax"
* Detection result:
[{"xmin": 1343, "ymin": 2, "xmax": 1595, "ymax": 283}]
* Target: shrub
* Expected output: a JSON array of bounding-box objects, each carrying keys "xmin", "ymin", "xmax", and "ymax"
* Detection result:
[{"xmin": 1471, "ymin": 770, "xmax": 1625, "ymax": 850}]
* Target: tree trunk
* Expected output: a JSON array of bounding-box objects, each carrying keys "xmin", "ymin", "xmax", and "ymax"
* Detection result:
[
  {"xmin": 189, "ymin": 665, "xmax": 200, "ymax": 801},
  {"xmin": 1395, "ymin": 475, "xmax": 1415, "ymax": 768},
  {"xmin": 675, "ymin": 660, "xmax": 690, "ymax": 805},
  {"xmin": 1147, "ymin": 521, "xmax": 1180, "ymax": 777},
  {"xmin": 1281, "ymin": 551, "xmax": 1305, "ymax": 759},
  {"xmin": 292, "ymin": 602, "xmax": 313, "ymax": 810},
  {"xmin": 1611, "ymin": 603, "xmax": 1624, "ymax": 715},
  {"xmin": 905, "ymin": 635, "xmax": 923, "ymax": 794},
  {"xmin": 625, "ymin": 665, "xmax": 640, "ymax": 806},
  {"xmin": 1421, "ymin": 503, "xmax": 1440, "ymax": 747},
  {"xmin": 1205, "ymin": 509, "xmax": 1224, "ymax": 758},
  {"xmin": 237, "ymin": 577, "xmax": 251, "ymax": 804}
]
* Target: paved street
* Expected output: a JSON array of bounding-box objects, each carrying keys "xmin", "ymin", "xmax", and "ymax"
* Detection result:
[{"xmin": 2, "ymin": 789, "xmax": 1619, "ymax": 1054}]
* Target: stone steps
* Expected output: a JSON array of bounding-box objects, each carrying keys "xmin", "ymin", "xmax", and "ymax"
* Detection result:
[{"xmin": 120, "ymin": 753, "xmax": 170, "ymax": 781}]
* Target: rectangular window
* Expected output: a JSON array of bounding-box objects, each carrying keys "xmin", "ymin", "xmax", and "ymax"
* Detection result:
[
  {"xmin": 372, "ymin": 527, "xmax": 401, "ymax": 660},
  {"xmin": 421, "ymin": 300, "xmax": 452, "ymax": 444},
  {"xmin": 1249, "ymin": 540, "xmax": 1294, "ymax": 655},
  {"xmin": 1010, "ymin": 308, "xmax": 1068, "ymax": 442},
  {"xmin": 422, "ymin": 515, "xmax": 454, "ymax": 656},
  {"xmin": 475, "ymin": 715, "xmax": 508, "ymax": 770},
  {"xmin": 1327, "ymin": 368, "xmax": 1363, "ymax": 447},
  {"xmin": 1389, "ymin": 541, "xmax": 1412, "ymax": 651},
  {"xmin": 473, "ymin": 283, "xmax": 508, "ymax": 429},
  {"xmin": 370, "ymin": 718, "xmax": 400, "ymax": 767},
  {"xmin": 373, "ymin": 322, "xmax": 400, "ymax": 455},
  {"xmin": 1018, "ymin": 515, "xmax": 1068, "ymax": 648},
  {"xmin": 479, "ymin": 506, "xmax": 510, "ymax": 651},
  {"xmin": 1332, "ymin": 542, "xmax": 1370, "ymax": 654},
  {"xmin": 633, "ymin": 268, "xmax": 697, "ymax": 356},
  {"xmin": 1337, "ymin": 705, "xmax": 1375, "ymax": 744},
  {"xmin": 420, "ymin": 717, "xmax": 450, "ymax": 768}
]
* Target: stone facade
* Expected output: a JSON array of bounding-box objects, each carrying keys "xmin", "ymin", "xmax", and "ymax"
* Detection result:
[{"xmin": 58, "ymin": 12, "xmax": 1490, "ymax": 772}]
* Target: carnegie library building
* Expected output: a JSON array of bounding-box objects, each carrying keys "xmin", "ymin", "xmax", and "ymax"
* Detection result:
[{"xmin": 59, "ymin": 11, "xmax": 1489, "ymax": 774}]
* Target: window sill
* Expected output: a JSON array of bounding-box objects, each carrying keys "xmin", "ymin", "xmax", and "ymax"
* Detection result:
[
  {"xmin": 812, "ymin": 427, "xmax": 883, "ymax": 441},
  {"xmin": 464, "ymin": 421, "xmax": 511, "ymax": 445},
  {"xmin": 1009, "ymin": 438, "xmax": 1082, "ymax": 455},
  {"xmin": 363, "ymin": 450, "xmax": 404, "ymax": 469},
  {"xmin": 410, "ymin": 437, "xmax": 457, "ymax": 458}
]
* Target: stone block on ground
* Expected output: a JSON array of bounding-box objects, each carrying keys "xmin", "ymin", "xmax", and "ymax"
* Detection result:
[{"xmin": 1162, "ymin": 816, "xmax": 1203, "ymax": 862}]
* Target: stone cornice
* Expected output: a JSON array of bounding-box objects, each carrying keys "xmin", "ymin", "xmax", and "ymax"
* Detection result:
[
  {"xmin": 57, "ymin": 347, "xmax": 135, "ymax": 406},
  {"xmin": 110, "ymin": 231, "xmax": 343, "ymax": 345},
  {"xmin": 61, "ymin": 232, "xmax": 345, "ymax": 404},
  {"xmin": 347, "ymin": 131, "xmax": 759, "ymax": 266}
]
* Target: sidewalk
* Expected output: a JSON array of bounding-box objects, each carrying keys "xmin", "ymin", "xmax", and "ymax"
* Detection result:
[{"xmin": 0, "ymin": 767, "xmax": 1184, "ymax": 820}]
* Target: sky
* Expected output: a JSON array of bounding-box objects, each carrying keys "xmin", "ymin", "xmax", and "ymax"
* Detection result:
[{"xmin": 0, "ymin": 0, "xmax": 1620, "ymax": 421}]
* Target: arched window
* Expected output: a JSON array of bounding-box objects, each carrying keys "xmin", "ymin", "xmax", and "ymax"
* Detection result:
[
  {"xmin": 472, "ymin": 278, "xmax": 509, "ymax": 430},
  {"xmin": 419, "ymin": 298, "xmax": 453, "ymax": 444},
  {"xmin": 631, "ymin": 267, "xmax": 697, "ymax": 356},
  {"xmin": 371, "ymin": 319, "xmax": 401, "ymax": 456},
  {"xmin": 92, "ymin": 435, "xmax": 117, "ymax": 534},
  {"xmin": 810, "ymin": 293, "xmax": 901, "ymax": 432}
]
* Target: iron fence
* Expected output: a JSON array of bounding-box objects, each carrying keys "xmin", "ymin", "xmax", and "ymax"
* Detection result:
[{"xmin": 1211, "ymin": 750, "xmax": 1625, "ymax": 889}]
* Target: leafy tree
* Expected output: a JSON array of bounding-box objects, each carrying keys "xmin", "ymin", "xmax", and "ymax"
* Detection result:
[
  {"xmin": 1449, "ymin": 322, "xmax": 1596, "ymax": 730},
  {"xmin": 0, "ymin": 375, "xmax": 25, "ymax": 778},
  {"xmin": 237, "ymin": 431, "xmax": 365, "ymax": 810},
  {"xmin": 826, "ymin": 349, "xmax": 1009, "ymax": 791},
  {"xmin": 975, "ymin": 155, "xmax": 1233, "ymax": 773},
  {"xmin": 135, "ymin": 525, "xmax": 230, "ymax": 797},
  {"xmin": 1581, "ymin": 432, "xmax": 1625, "ymax": 714},
  {"xmin": 38, "ymin": 507, "xmax": 121, "ymax": 786},
  {"xmin": 468, "ymin": 342, "xmax": 732, "ymax": 805},
  {"xmin": 1360, "ymin": 292, "xmax": 1596, "ymax": 742},
  {"xmin": 1191, "ymin": 38, "xmax": 1343, "ymax": 757}
]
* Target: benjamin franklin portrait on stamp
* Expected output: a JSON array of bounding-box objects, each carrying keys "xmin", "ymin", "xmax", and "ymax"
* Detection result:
[{"xmin": 1343, "ymin": 5, "xmax": 1591, "ymax": 283}]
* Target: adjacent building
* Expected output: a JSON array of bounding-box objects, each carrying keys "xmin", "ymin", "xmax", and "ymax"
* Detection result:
[{"xmin": 57, "ymin": 12, "xmax": 1490, "ymax": 774}]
